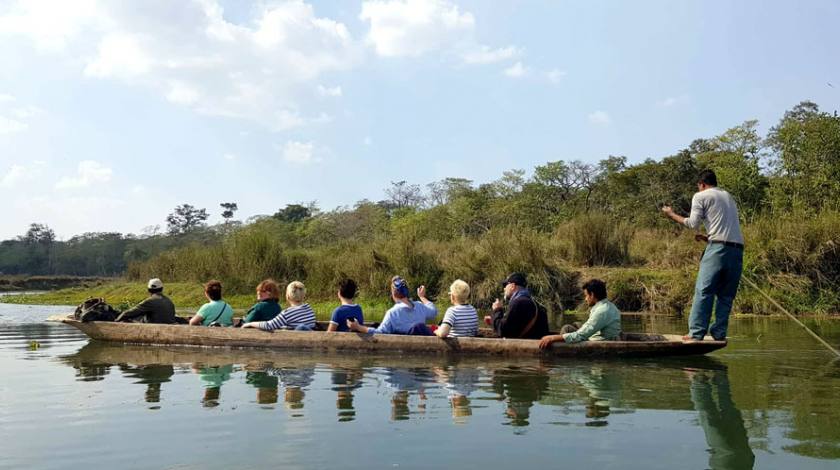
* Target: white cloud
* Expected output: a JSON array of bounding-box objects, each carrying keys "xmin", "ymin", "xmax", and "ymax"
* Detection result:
[
  {"xmin": 0, "ymin": 1, "xmax": 360, "ymax": 132},
  {"xmin": 0, "ymin": 164, "xmax": 26, "ymax": 187},
  {"xmin": 461, "ymin": 45, "xmax": 520, "ymax": 65},
  {"xmin": 317, "ymin": 85, "xmax": 343, "ymax": 98},
  {"xmin": 0, "ymin": 94, "xmax": 15, "ymax": 103},
  {"xmin": 658, "ymin": 95, "xmax": 689, "ymax": 107},
  {"xmin": 546, "ymin": 68, "xmax": 567, "ymax": 83},
  {"xmin": 360, "ymin": 0, "xmax": 475, "ymax": 57},
  {"xmin": 503, "ymin": 62, "xmax": 528, "ymax": 78},
  {"xmin": 0, "ymin": 115, "xmax": 28, "ymax": 135},
  {"xmin": 0, "ymin": 0, "xmax": 105, "ymax": 51},
  {"xmin": 55, "ymin": 160, "xmax": 113, "ymax": 189},
  {"xmin": 223, "ymin": 153, "xmax": 237, "ymax": 161},
  {"xmin": 588, "ymin": 110, "xmax": 611, "ymax": 125},
  {"xmin": 363, "ymin": 136, "xmax": 372, "ymax": 146},
  {"xmin": 282, "ymin": 141, "xmax": 316, "ymax": 164},
  {"xmin": 0, "ymin": 161, "xmax": 45, "ymax": 188}
]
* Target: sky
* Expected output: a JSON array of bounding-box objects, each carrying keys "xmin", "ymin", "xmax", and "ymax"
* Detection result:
[{"xmin": 0, "ymin": 0, "xmax": 838, "ymax": 240}]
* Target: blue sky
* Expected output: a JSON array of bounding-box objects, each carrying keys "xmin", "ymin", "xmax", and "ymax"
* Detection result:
[{"xmin": 0, "ymin": 0, "xmax": 838, "ymax": 239}]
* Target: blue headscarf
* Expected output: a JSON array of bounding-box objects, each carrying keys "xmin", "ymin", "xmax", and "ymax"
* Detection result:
[{"xmin": 392, "ymin": 276, "xmax": 410, "ymax": 298}]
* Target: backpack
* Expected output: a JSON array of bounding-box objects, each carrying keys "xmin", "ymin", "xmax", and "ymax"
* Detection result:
[{"xmin": 74, "ymin": 298, "xmax": 120, "ymax": 322}]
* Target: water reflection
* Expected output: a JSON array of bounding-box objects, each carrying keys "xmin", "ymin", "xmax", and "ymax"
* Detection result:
[
  {"xmin": 491, "ymin": 366, "xmax": 549, "ymax": 427},
  {"xmin": 434, "ymin": 365, "xmax": 480, "ymax": 424},
  {"xmin": 688, "ymin": 368, "xmax": 755, "ymax": 470},
  {"xmin": 52, "ymin": 338, "xmax": 835, "ymax": 467},
  {"xmin": 330, "ymin": 367, "xmax": 364, "ymax": 422},
  {"xmin": 193, "ymin": 364, "xmax": 233, "ymax": 407},
  {"xmin": 245, "ymin": 370, "xmax": 279, "ymax": 405},
  {"xmin": 119, "ymin": 364, "xmax": 174, "ymax": 405}
]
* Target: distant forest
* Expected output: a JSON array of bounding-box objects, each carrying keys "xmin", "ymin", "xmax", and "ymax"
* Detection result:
[{"xmin": 2, "ymin": 101, "xmax": 839, "ymax": 313}]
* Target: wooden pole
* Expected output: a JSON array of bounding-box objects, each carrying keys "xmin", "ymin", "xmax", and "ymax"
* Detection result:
[{"xmin": 742, "ymin": 274, "xmax": 840, "ymax": 359}]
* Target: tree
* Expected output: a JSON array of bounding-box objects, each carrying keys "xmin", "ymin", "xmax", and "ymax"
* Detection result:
[
  {"xmin": 385, "ymin": 180, "xmax": 425, "ymax": 209},
  {"xmin": 766, "ymin": 101, "xmax": 840, "ymax": 212},
  {"xmin": 220, "ymin": 202, "xmax": 238, "ymax": 223},
  {"xmin": 426, "ymin": 178, "xmax": 473, "ymax": 206},
  {"xmin": 165, "ymin": 204, "xmax": 209, "ymax": 235},
  {"xmin": 273, "ymin": 203, "xmax": 316, "ymax": 223},
  {"xmin": 21, "ymin": 223, "xmax": 56, "ymax": 245}
]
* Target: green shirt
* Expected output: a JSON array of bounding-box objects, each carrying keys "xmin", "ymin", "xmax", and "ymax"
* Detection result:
[
  {"xmin": 195, "ymin": 300, "xmax": 234, "ymax": 326},
  {"xmin": 563, "ymin": 299, "xmax": 622, "ymax": 343},
  {"xmin": 243, "ymin": 299, "xmax": 281, "ymax": 323}
]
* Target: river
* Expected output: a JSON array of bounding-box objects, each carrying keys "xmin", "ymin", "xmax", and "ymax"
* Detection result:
[{"xmin": 1, "ymin": 303, "xmax": 838, "ymax": 469}]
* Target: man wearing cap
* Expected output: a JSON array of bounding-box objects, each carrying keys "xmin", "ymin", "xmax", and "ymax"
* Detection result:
[
  {"xmin": 661, "ymin": 169, "xmax": 744, "ymax": 341},
  {"xmin": 486, "ymin": 272, "xmax": 549, "ymax": 340},
  {"xmin": 116, "ymin": 278, "xmax": 178, "ymax": 324}
]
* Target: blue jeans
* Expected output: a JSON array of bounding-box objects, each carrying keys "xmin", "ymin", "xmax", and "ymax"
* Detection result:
[
  {"xmin": 294, "ymin": 324, "xmax": 313, "ymax": 331},
  {"xmin": 688, "ymin": 243, "xmax": 743, "ymax": 340}
]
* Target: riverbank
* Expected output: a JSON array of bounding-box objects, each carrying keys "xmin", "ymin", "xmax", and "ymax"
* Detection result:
[{"xmin": 0, "ymin": 275, "xmax": 111, "ymax": 292}]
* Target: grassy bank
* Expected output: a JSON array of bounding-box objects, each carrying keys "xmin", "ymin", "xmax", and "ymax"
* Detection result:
[{"xmin": 0, "ymin": 275, "xmax": 112, "ymax": 292}]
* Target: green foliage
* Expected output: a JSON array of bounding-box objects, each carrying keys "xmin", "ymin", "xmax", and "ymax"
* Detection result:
[
  {"xmin": 767, "ymin": 101, "xmax": 840, "ymax": 213},
  {"xmin": 563, "ymin": 214, "xmax": 633, "ymax": 266}
]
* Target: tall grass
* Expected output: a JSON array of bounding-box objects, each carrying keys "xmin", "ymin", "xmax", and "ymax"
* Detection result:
[{"xmin": 123, "ymin": 211, "xmax": 840, "ymax": 316}]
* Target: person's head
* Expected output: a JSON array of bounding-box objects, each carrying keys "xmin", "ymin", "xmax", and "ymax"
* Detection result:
[
  {"xmin": 581, "ymin": 278, "xmax": 607, "ymax": 306},
  {"xmin": 449, "ymin": 279, "xmax": 470, "ymax": 305},
  {"xmin": 204, "ymin": 280, "xmax": 222, "ymax": 301},
  {"xmin": 501, "ymin": 272, "xmax": 527, "ymax": 299},
  {"xmin": 256, "ymin": 279, "xmax": 280, "ymax": 301},
  {"xmin": 697, "ymin": 169, "xmax": 717, "ymax": 190},
  {"xmin": 391, "ymin": 276, "xmax": 410, "ymax": 300},
  {"xmin": 147, "ymin": 278, "xmax": 164, "ymax": 295},
  {"xmin": 338, "ymin": 278, "xmax": 358, "ymax": 300},
  {"xmin": 286, "ymin": 281, "xmax": 306, "ymax": 304}
]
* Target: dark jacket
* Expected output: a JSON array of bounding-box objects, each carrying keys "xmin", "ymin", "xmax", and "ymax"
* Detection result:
[
  {"xmin": 116, "ymin": 293, "xmax": 177, "ymax": 324},
  {"xmin": 243, "ymin": 299, "xmax": 281, "ymax": 323},
  {"xmin": 491, "ymin": 290, "xmax": 549, "ymax": 339}
]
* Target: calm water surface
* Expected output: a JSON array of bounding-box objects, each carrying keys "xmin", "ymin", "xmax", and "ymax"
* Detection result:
[{"xmin": 1, "ymin": 304, "xmax": 839, "ymax": 469}]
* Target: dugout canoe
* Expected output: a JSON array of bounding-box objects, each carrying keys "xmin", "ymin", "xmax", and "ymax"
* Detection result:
[{"xmin": 55, "ymin": 318, "xmax": 727, "ymax": 358}]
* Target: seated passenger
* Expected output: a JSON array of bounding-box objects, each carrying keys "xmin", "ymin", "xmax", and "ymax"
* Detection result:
[
  {"xmin": 242, "ymin": 281, "xmax": 316, "ymax": 331},
  {"xmin": 539, "ymin": 279, "xmax": 622, "ymax": 349},
  {"xmin": 327, "ymin": 278, "xmax": 364, "ymax": 332},
  {"xmin": 115, "ymin": 278, "xmax": 178, "ymax": 324},
  {"xmin": 485, "ymin": 272, "xmax": 549, "ymax": 339},
  {"xmin": 190, "ymin": 280, "xmax": 234, "ymax": 326},
  {"xmin": 435, "ymin": 279, "xmax": 478, "ymax": 338},
  {"xmin": 347, "ymin": 276, "xmax": 436, "ymax": 335},
  {"xmin": 242, "ymin": 279, "xmax": 282, "ymax": 323}
]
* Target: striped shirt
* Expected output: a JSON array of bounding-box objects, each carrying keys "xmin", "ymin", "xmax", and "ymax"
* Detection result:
[
  {"xmin": 441, "ymin": 304, "xmax": 478, "ymax": 337},
  {"xmin": 258, "ymin": 303, "xmax": 316, "ymax": 331}
]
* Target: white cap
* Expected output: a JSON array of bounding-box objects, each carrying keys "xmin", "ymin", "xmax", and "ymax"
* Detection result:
[{"xmin": 147, "ymin": 278, "xmax": 164, "ymax": 290}]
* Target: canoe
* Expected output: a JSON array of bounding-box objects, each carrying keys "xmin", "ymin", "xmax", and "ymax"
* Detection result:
[{"xmin": 55, "ymin": 318, "xmax": 727, "ymax": 358}]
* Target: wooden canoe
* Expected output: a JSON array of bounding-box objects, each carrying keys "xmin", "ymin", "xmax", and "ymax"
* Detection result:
[{"xmin": 56, "ymin": 318, "xmax": 727, "ymax": 358}]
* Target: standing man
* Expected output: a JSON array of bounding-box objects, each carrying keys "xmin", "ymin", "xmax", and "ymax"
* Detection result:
[
  {"xmin": 485, "ymin": 272, "xmax": 549, "ymax": 340},
  {"xmin": 661, "ymin": 170, "xmax": 744, "ymax": 341},
  {"xmin": 115, "ymin": 278, "xmax": 178, "ymax": 324}
]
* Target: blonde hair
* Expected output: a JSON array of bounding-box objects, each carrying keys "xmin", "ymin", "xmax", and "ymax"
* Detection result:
[
  {"xmin": 449, "ymin": 279, "xmax": 470, "ymax": 305},
  {"xmin": 256, "ymin": 279, "xmax": 280, "ymax": 300},
  {"xmin": 286, "ymin": 281, "xmax": 306, "ymax": 303}
]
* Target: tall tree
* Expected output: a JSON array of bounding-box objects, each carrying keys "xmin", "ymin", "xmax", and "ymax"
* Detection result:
[
  {"xmin": 220, "ymin": 202, "xmax": 239, "ymax": 223},
  {"xmin": 165, "ymin": 204, "xmax": 209, "ymax": 235}
]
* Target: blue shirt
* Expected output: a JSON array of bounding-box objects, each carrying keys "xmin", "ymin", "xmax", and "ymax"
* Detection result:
[
  {"xmin": 330, "ymin": 304, "xmax": 364, "ymax": 332},
  {"xmin": 371, "ymin": 301, "xmax": 437, "ymax": 335}
]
